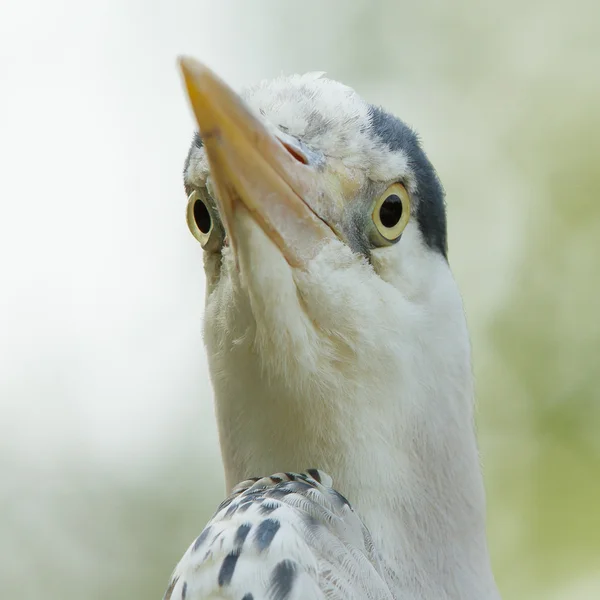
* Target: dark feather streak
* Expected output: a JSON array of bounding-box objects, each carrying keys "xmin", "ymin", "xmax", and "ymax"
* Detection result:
[
  {"xmin": 269, "ymin": 560, "xmax": 297, "ymax": 600},
  {"xmin": 254, "ymin": 518, "xmax": 281, "ymax": 552},
  {"xmin": 192, "ymin": 526, "xmax": 212, "ymax": 552},
  {"xmin": 218, "ymin": 551, "xmax": 240, "ymax": 587}
]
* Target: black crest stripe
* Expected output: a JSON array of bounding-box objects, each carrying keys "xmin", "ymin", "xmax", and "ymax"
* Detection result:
[{"xmin": 369, "ymin": 104, "xmax": 447, "ymax": 258}]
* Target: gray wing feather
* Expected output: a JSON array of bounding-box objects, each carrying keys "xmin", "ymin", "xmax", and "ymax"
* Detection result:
[{"xmin": 163, "ymin": 470, "xmax": 394, "ymax": 600}]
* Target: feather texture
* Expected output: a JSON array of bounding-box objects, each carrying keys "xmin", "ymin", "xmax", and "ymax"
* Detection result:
[{"xmin": 164, "ymin": 471, "xmax": 395, "ymax": 600}]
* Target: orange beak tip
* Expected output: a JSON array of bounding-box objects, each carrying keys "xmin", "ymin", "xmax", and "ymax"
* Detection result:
[{"xmin": 178, "ymin": 55, "xmax": 206, "ymax": 81}]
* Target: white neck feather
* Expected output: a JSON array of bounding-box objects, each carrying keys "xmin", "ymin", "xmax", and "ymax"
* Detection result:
[{"xmin": 203, "ymin": 231, "xmax": 500, "ymax": 599}]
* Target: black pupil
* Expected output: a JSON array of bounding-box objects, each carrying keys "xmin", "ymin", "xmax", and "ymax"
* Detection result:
[
  {"xmin": 379, "ymin": 194, "xmax": 403, "ymax": 228},
  {"xmin": 193, "ymin": 199, "xmax": 212, "ymax": 234}
]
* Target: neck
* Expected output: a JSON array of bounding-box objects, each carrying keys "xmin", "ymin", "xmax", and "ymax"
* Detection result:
[
  {"xmin": 204, "ymin": 253, "xmax": 499, "ymax": 599},
  {"xmin": 208, "ymin": 341, "xmax": 499, "ymax": 599}
]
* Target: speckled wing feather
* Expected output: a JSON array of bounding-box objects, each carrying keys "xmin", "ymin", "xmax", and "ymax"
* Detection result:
[{"xmin": 163, "ymin": 470, "xmax": 394, "ymax": 600}]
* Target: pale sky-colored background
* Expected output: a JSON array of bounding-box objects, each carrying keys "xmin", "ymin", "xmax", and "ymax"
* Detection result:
[{"xmin": 1, "ymin": 1, "xmax": 598, "ymax": 599}]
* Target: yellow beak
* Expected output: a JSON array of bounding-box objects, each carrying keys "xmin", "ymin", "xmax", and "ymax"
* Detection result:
[{"xmin": 179, "ymin": 57, "xmax": 335, "ymax": 268}]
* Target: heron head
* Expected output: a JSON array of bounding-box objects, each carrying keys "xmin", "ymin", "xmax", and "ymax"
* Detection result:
[
  {"xmin": 180, "ymin": 60, "xmax": 469, "ymax": 478},
  {"xmin": 177, "ymin": 60, "xmax": 493, "ymax": 598}
]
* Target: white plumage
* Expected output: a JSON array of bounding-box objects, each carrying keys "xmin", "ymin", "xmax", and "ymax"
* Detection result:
[
  {"xmin": 165, "ymin": 59, "xmax": 501, "ymax": 600},
  {"xmin": 166, "ymin": 471, "xmax": 394, "ymax": 600}
]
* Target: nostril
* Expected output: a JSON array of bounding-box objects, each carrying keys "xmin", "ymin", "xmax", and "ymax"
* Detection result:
[{"xmin": 279, "ymin": 140, "xmax": 308, "ymax": 165}]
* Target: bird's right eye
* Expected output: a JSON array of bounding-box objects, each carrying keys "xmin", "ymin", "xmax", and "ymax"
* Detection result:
[
  {"xmin": 186, "ymin": 190, "xmax": 224, "ymax": 251},
  {"xmin": 370, "ymin": 183, "xmax": 411, "ymax": 246}
]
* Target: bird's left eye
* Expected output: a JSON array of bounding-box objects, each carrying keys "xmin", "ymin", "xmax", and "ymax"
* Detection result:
[
  {"xmin": 186, "ymin": 190, "xmax": 224, "ymax": 252},
  {"xmin": 371, "ymin": 183, "xmax": 411, "ymax": 245}
]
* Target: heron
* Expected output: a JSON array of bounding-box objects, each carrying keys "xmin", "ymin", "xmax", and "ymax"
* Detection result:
[{"xmin": 164, "ymin": 57, "xmax": 500, "ymax": 600}]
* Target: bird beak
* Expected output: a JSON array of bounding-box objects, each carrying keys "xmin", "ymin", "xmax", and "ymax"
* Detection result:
[{"xmin": 179, "ymin": 57, "xmax": 336, "ymax": 269}]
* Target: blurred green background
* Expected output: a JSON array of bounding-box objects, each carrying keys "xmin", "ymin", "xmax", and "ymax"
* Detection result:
[{"xmin": 1, "ymin": 1, "xmax": 598, "ymax": 598}]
